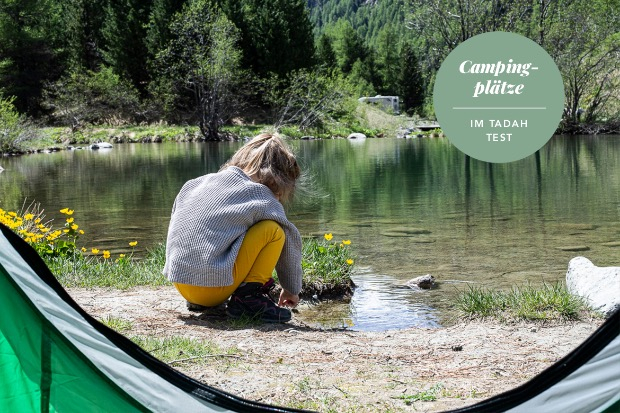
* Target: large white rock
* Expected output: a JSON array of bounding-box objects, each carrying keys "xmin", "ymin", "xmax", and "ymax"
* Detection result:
[{"xmin": 566, "ymin": 256, "xmax": 620, "ymax": 317}]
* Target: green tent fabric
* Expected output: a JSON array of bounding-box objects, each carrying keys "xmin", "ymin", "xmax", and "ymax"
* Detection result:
[
  {"xmin": 1, "ymin": 221, "xmax": 619, "ymax": 412},
  {"xmin": 0, "ymin": 223, "xmax": 306, "ymax": 413}
]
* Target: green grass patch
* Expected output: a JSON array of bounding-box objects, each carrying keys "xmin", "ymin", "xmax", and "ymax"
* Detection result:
[
  {"xmin": 46, "ymin": 243, "xmax": 168, "ymax": 289},
  {"xmin": 99, "ymin": 316, "xmax": 134, "ymax": 332},
  {"xmin": 397, "ymin": 383, "xmax": 444, "ymax": 405},
  {"xmin": 457, "ymin": 282, "xmax": 592, "ymax": 322},
  {"xmin": 130, "ymin": 335, "xmax": 239, "ymax": 364}
]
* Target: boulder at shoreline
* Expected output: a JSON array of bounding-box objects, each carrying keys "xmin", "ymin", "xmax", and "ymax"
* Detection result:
[{"xmin": 566, "ymin": 256, "xmax": 620, "ymax": 317}]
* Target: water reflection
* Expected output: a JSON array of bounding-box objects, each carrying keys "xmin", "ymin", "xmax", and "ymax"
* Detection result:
[{"xmin": 1, "ymin": 136, "xmax": 619, "ymax": 329}]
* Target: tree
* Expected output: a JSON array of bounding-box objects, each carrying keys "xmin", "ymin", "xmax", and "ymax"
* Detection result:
[
  {"xmin": 328, "ymin": 19, "xmax": 368, "ymax": 74},
  {"xmin": 100, "ymin": 0, "xmax": 151, "ymax": 94},
  {"xmin": 221, "ymin": 0, "xmax": 315, "ymax": 78},
  {"xmin": 316, "ymin": 33, "xmax": 338, "ymax": 69},
  {"xmin": 145, "ymin": 0, "xmax": 186, "ymax": 69},
  {"xmin": 407, "ymin": 0, "xmax": 533, "ymax": 71},
  {"xmin": 42, "ymin": 66, "xmax": 140, "ymax": 130},
  {"xmin": 375, "ymin": 26, "xmax": 400, "ymax": 95},
  {"xmin": 266, "ymin": 69, "xmax": 355, "ymax": 131},
  {"xmin": 541, "ymin": 0, "xmax": 620, "ymax": 124},
  {"xmin": 0, "ymin": 0, "xmax": 65, "ymax": 114},
  {"xmin": 398, "ymin": 43, "xmax": 425, "ymax": 115},
  {"xmin": 156, "ymin": 0, "xmax": 243, "ymax": 140},
  {"xmin": 0, "ymin": 96, "xmax": 39, "ymax": 153}
]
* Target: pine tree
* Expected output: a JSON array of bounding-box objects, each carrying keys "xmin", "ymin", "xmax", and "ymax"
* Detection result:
[
  {"xmin": 221, "ymin": 0, "xmax": 315, "ymax": 78},
  {"xmin": 101, "ymin": 0, "xmax": 151, "ymax": 93},
  {"xmin": 398, "ymin": 43, "xmax": 425, "ymax": 115},
  {"xmin": 316, "ymin": 33, "xmax": 337, "ymax": 68}
]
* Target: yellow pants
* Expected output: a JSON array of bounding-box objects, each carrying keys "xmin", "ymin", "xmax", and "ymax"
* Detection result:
[{"xmin": 174, "ymin": 220, "xmax": 285, "ymax": 307}]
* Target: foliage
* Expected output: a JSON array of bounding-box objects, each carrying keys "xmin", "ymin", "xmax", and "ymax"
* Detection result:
[
  {"xmin": 0, "ymin": 96, "xmax": 40, "ymax": 153},
  {"xmin": 43, "ymin": 66, "xmax": 141, "ymax": 129},
  {"xmin": 155, "ymin": 0, "xmax": 243, "ymax": 140},
  {"xmin": 130, "ymin": 335, "xmax": 238, "ymax": 364},
  {"xmin": 100, "ymin": 0, "xmax": 150, "ymax": 93},
  {"xmin": 0, "ymin": 204, "xmax": 83, "ymax": 258},
  {"xmin": 457, "ymin": 282, "xmax": 592, "ymax": 321},
  {"xmin": 265, "ymin": 69, "xmax": 357, "ymax": 132},
  {"xmin": 407, "ymin": 0, "xmax": 620, "ymax": 124},
  {"xmin": 543, "ymin": 0, "xmax": 620, "ymax": 124},
  {"xmin": 221, "ymin": 0, "xmax": 315, "ymax": 78},
  {"xmin": 0, "ymin": 0, "xmax": 65, "ymax": 114},
  {"xmin": 301, "ymin": 233, "xmax": 355, "ymax": 291},
  {"xmin": 399, "ymin": 43, "xmax": 425, "ymax": 115},
  {"xmin": 397, "ymin": 383, "xmax": 444, "ymax": 405}
]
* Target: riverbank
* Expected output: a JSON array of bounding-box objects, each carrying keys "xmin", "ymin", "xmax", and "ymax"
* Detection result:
[{"xmin": 69, "ymin": 286, "xmax": 603, "ymax": 413}]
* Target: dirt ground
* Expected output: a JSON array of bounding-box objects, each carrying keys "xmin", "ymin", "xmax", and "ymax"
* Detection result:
[{"xmin": 69, "ymin": 286, "xmax": 602, "ymax": 413}]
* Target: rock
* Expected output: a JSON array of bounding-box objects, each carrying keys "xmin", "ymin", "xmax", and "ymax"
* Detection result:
[
  {"xmin": 347, "ymin": 133, "xmax": 366, "ymax": 139},
  {"xmin": 556, "ymin": 245, "xmax": 590, "ymax": 252},
  {"xmin": 405, "ymin": 274, "xmax": 435, "ymax": 290},
  {"xmin": 566, "ymin": 257, "xmax": 620, "ymax": 317},
  {"xmin": 380, "ymin": 228, "xmax": 432, "ymax": 238},
  {"xmin": 90, "ymin": 142, "xmax": 113, "ymax": 149}
]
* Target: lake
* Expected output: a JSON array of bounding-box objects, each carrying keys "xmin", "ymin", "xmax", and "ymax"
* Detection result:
[{"xmin": 1, "ymin": 135, "xmax": 619, "ymax": 330}]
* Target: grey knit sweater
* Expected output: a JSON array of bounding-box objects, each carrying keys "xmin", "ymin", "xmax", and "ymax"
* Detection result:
[{"xmin": 163, "ymin": 166, "xmax": 303, "ymax": 295}]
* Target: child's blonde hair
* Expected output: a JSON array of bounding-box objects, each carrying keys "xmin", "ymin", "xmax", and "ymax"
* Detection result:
[{"xmin": 222, "ymin": 133, "xmax": 300, "ymax": 202}]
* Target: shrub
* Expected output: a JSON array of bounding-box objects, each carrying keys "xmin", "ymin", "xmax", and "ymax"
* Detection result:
[
  {"xmin": 0, "ymin": 96, "xmax": 39, "ymax": 154},
  {"xmin": 43, "ymin": 66, "xmax": 140, "ymax": 130}
]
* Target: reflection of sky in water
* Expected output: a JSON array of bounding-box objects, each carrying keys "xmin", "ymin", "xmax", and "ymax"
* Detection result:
[{"xmin": 349, "ymin": 269, "xmax": 441, "ymax": 331}]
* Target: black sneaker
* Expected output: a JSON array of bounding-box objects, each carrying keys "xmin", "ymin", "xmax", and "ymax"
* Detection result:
[{"xmin": 226, "ymin": 281, "xmax": 292, "ymax": 323}]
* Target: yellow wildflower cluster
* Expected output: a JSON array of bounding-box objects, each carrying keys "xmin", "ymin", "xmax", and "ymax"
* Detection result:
[
  {"xmin": 323, "ymin": 233, "xmax": 355, "ymax": 266},
  {"xmin": 2, "ymin": 204, "xmax": 140, "ymax": 263}
]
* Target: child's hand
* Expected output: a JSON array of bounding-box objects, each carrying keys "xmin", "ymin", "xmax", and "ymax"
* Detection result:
[{"xmin": 278, "ymin": 290, "xmax": 299, "ymax": 308}]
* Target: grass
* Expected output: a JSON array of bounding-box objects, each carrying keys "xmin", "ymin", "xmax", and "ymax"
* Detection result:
[
  {"xmin": 397, "ymin": 383, "xmax": 444, "ymax": 405},
  {"xmin": 99, "ymin": 316, "xmax": 134, "ymax": 332},
  {"xmin": 456, "ymin": 282, "xmax": 592, "ymax": 322},
  {"xmin": 46, "ymin": 243, "xmax": 168, "ymax": 289},
  {"xmin": 298, "ymin": 235, "xmax": 355, "ymax": 297},
  {"xmin": 5, "ymin": 202, "xmax": 353, "ymax": 296},
  {"xmin": 45, "ymin": 235, "xmax": 355, "ymax": 296},
  {"xmin": 129, "ymin": 335, "xmax": 239, "ymax": 365}
]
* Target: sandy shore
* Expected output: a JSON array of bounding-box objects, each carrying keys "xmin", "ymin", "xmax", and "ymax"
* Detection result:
[{"xmin": 69, "ymin": 286, "xmax": 602, "ymax": 412}]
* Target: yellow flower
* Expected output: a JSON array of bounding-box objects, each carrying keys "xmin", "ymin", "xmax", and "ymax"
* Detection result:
[
  {"xmin": 71, "ymin": 224, "xmax": 78, "ymax": 231},
  {"xmin": 79, "ymin": 230, "xmax": 85, "ymax": 235},
  {"xmin": 346, "ymin": 259, "xmax": 354, "ymax": 265},
  {"xmin": 8, "ymin": 211, "xmax": 17, "ymax": 217},
  {"xmin": 119, "ymin": 254, "xmax": 126, "ymax": 258},
  {"xmin": 91, "ymin": 248, "xmax": 100, "ymax": 254},
  {"xmin": 63, "ymin": 229, "xmax": 69, "ymax": 233},
  {"xmin": 24, "ymin": 213, "xmax": 34, "ymax": 220},
  {"xmin": 81, "ymin": 247, "xmax": 87, "ymax": 252},
  {"xmin": 324, "ymin": 233, "xmax": 333, "ymax": 241},
  {"xmin": 102, "ymin": 250, "xmax": 111, "ymax": 259},
  {"xmin": 342, "ymin": 240, "xmax": 351, "ymax": 245},
  {"xmin": 66, "ymin": 217, "xmax": 74, "ymax": 223},
  {"xmin": 34, "ymin": 218, "xmax": 41, "ymax": 224},
  {"xmin": 59, "ymin": 208, "xmax": 69, "ymax": 214},
  {"xmin": 129, "ymin": 241, "xmax": 138, "ymax": 247}
]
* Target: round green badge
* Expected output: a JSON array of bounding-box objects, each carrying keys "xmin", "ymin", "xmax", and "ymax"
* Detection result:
[{"xmin": 433, "ymin": 32, "xmax": 564, "ymax": 163}]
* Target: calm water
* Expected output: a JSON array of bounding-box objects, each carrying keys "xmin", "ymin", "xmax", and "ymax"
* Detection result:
[{"xmin": 1, "ymin": 136, "xmax": 619, "ymax": 330}]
